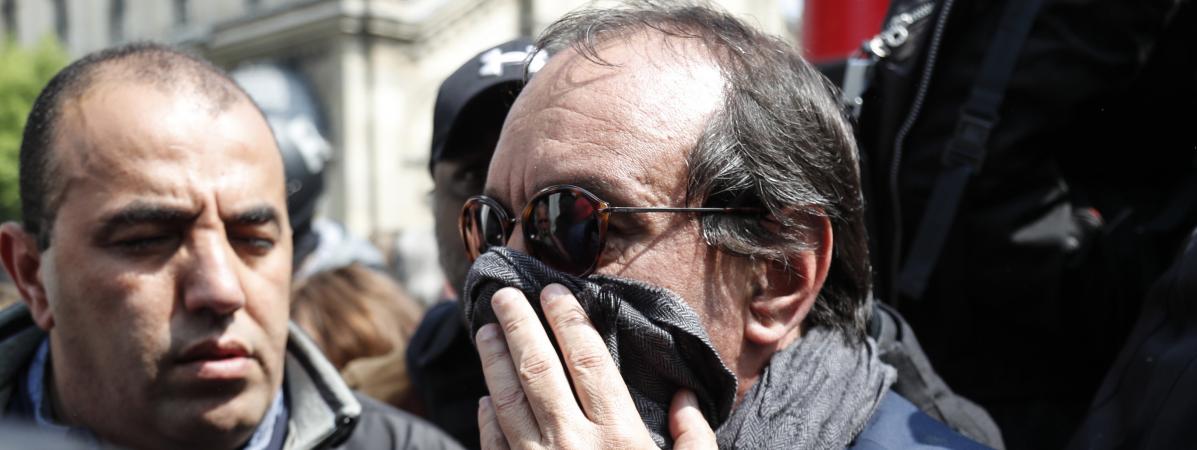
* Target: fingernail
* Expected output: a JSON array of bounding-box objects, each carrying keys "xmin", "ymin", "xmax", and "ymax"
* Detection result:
[
  {"xmin": 683, "ymin": 389, "xmax": 699, "ymax": 408},
  {"xmin": 479, "ymin": 396, "xmax": 492, "ymax": 410},
  {"xmin": 492, "ymin": 287, "xmax": 516, "ymax": 307},
  {"xmin": 542, "ymin": 283, "xmax": 569, "ymax": 302},
  {"xmin": 491, "ymin": 288, "xmax": 521, "ymax": 319},
  {"xmin": 476, "ymin": 323, "xmax": 500, "ymax": 342}
]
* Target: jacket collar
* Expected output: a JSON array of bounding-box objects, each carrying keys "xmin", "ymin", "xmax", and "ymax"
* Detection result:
[
  {"xmin": 281, "ymin": 322, "xmax": 362, "ymax": 449},
  {"xmin": 0, "ymin": 304, "xmax": 45, "ymax": 411}
]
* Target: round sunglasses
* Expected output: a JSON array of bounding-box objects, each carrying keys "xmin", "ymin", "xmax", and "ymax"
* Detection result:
[{"xmin": 459, "ymin": 184, "xmax": 761, "ymax": 277}]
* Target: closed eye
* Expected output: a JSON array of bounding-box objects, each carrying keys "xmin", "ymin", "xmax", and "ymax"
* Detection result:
[
  {"xmin": 112, "ymin": 234, "xmax": 181, "ymax": 255},
  {"xmin": 225, "ymin": 205, "xmax": 282, "ymax": 257},
  {"xmin": 605, "ymin": 213, "xmax": 649, "ymax": 238},
  {"xmin": 229, "ymin": 232, "xmax": 276, "ymax": 256}
]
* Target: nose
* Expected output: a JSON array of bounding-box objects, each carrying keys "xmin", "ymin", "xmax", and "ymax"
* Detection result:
[
  {"xmin": 507, "ymin": 222, "xmax": 528, "ymax": 254},
  {"xmin": 181, "ymin": 230, "xmax": 247, "ymax": 316}
]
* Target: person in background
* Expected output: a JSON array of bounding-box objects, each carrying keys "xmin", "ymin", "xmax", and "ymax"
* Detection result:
[
  {"xmin": 291, "ymin": 263, "xmax": 425, "ymax": 413},
  {"xmin": 405, "ymin": 37, "xmax": 547, "ymax": 448},
  {"xmin": 845, "ymin": 0, "xmax": 1196, "ymax": 446},
  {"xmin": 230, "ymin": 64, "xmax": 388, "ymax": 282},
  {"xmin": 0, "ymin": 42, "xmax": 460, "ymax": 450},
  {"xmin": 233, "ymin": 64, "xmax": 433, "ymax": 417},
  {"xmin": 429, "ymin": 38, "xmax": 547, "ymax": 297}
]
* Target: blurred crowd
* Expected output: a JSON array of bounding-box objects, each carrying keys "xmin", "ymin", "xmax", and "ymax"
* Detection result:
[{"xmin": 0, "ymin": 1, "xmax": 1194, "ymax": 449}]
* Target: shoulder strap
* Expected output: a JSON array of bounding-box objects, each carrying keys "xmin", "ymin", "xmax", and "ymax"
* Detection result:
[
  {"xmin": 897, "ymin": 0, "xmax": 1048, "ymax": 300},
  {"xmin": 849, "ymin": 391, "xmax": 990, "ymax": 449}
]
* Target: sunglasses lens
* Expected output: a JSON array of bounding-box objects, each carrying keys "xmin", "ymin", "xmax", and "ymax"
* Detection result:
[
  {"xmin": 525, "ymin": 189, "xmax": 603, "ymax": 276},
  {"xmin": 461, "ymin": 199, "xmax": 509, "ymax": 261}
]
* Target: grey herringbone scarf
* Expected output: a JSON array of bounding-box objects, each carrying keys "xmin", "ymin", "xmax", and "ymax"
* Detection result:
[
  {"xmin": 716, "ymin": 326, "xmax": 896, "ymax": 449},
  {"xmin": 463, "ymin": 247, "xmax": 894, "ymax": 448}
]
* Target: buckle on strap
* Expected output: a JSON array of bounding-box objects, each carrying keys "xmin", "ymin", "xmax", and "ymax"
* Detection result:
[{"xmin": 943, "ymin": 112, "xmax": 996, "ymax": 170}]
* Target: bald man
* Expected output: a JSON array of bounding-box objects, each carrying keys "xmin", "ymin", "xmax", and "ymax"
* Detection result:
[{"xmin": 0, "ymin": 43, "xmax": 460, "ymax": 450}]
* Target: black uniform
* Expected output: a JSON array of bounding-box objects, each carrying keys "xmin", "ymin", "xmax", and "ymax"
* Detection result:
[{"xmin": 850, "ymin": 0, "xmax": 1197, "ymax": 447}]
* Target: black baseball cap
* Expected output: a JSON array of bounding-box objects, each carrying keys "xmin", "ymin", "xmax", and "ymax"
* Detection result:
[{"xmin": 429, "ymin": 38, "xmax": 549, "ymax": 172}]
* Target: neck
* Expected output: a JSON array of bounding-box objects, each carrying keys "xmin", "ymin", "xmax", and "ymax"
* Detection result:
[
  {"xmin": 43, "ymin": 359, "xmax": 70, "ymax": 427},
  {"xmin": 733, "ymin": 323, "xmax": 803, "ymax": 404},
  {"xmin": 46, "ymin": 341, "xmax": 128, "ymax": 445}
]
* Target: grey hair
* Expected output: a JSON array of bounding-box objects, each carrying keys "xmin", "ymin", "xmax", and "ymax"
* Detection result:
[{"xmin": 536, "ymin": 1, "xmax": 871, "ymax": 339}]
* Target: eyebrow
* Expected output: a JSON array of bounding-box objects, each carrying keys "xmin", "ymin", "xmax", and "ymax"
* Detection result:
[
  {"xmin": 94, "ymin": 202, "xmax": 201, "ymax": 241},
  {"xmin": 558, "ymin": 176, "xmax": 629, "ymax": 205},
  {"xmin": 225, "ymin": 205, "xmax": 283, "ymax": 233},
  {"xmin": 93, "ymin": 203, "xmax": 282, "ymax": 242},
  {"xmin": 228, "ymin": 205, "xmax": 279, "ymax": 225},
  {"xmin": 483, "ymin": 176, "xmax": 629, "ymax": 208}
]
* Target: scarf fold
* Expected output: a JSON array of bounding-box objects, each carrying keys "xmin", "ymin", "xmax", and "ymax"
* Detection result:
[
  {"xmin": 716, "ymin": 326, "xmax": 896, "ymax": 449},
  {"xmin": 463, "ymin": 247, "xmax": 895, "ymax": 449}
]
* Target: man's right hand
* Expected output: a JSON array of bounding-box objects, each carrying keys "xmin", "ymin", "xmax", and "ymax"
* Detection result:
[{"xmin": 474, "ymin": 284, "xmax": 717, "ymax": 449}]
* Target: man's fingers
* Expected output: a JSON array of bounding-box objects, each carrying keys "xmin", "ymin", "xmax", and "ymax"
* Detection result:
[
  {"xmin": 490, "ymin": 287, "xmax": 587, "ymax": 436},
  {"xmin": 475, "ymin": 322, "xmax": 541, "ymax": 446},
  {"xmin": 540, "ymin": 283, "xmax": 636, "ymax": 424},
  {"xmin": 478, "ymin": 396, "xmax": 512, "ymax": 450},
  {"xmin": 669, "ymin": 389, "xmax": 717, "ymax": 450}
]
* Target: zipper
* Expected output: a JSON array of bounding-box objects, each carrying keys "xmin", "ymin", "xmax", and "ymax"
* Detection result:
[
  {"xmin": 886, "ymin": 0, "xmax": 956, "ymax": 306},
  {"xmin": 845, "ymin": 2, "xmax": 937, "ymax": 119},
  {"xmin": 866, "ymin": 2, "xmax": 936, "ymax": 58}
]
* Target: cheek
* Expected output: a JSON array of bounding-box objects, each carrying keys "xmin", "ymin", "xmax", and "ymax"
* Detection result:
[
  {"xmin": 49, "ymin": 256, "xmax": 178, "ymax": 381},
  {"xmin": 241, "ymin": 259, "xmax": 292, "ymax": 370},
  {"xmin": 434, "ymin": 195, "xmax": 468, "ymax": 259},
  {"xmin": 603, "ymin": 221, "xmax": 751, "ymax": 364},
  {"xmin": 606, "ymin": 221, "xmax": 747, "ymax": 327}
]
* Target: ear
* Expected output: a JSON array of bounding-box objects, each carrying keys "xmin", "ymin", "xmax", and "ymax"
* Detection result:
[
  {"xmin": 0, "ymin": 222, "xmax": 54, "ymax": 330},
  {"xmin": 744, "ymin": 214, "xmax": 833, "ymax": 347}
]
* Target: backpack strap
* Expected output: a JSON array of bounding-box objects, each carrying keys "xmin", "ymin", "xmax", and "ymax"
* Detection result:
[
  {"xmin": 897, "ymin": 0, "xmax": 1048, "ymax": 300},
  {"xmin": 849, "ymin": 391, "xmax": 991, "ymax": 449}
]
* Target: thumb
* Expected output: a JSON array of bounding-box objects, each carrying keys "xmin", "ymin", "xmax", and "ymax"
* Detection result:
[{"xmin": 669, "ymin": 389, "xmax": 717, "ymax": 450}]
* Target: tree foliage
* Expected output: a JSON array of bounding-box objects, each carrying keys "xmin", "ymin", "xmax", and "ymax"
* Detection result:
[{"xmin": 0, "ymin": 37, "xmax": 67, "ymax": 222}]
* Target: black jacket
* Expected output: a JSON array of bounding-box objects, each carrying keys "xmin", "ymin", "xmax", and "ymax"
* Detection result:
[
  {"xmin": 406, "ymin": 301, "xmax": 487, "ymax": 449},
  {"xmin": 1067, "ymin": 228, "xmax": 1197, "ymax": 449},
  {"xmin": 850, "ymin": 0, "xmax": 1197, "ymax": 447}
]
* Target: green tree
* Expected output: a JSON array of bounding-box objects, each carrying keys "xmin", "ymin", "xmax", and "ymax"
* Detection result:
[{"xmin": 0, "ymin": 37, "xmax": 67, "ymax": 222}]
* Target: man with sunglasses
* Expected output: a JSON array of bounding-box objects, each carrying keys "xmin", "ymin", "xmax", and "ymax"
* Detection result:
[{"xmin": 458, "ymin": 3, "xmax": 985, "ymax": 449}]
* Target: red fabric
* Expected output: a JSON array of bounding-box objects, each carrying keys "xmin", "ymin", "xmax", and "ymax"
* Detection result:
[{"xmin": 803, "ymin": 0, "xmax": 890, "ymax": 62}]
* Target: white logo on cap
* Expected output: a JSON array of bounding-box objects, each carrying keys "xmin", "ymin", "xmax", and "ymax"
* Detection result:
[{"xmin": 478, "ymin": 45, "xmax": 547, "ymax": 78}]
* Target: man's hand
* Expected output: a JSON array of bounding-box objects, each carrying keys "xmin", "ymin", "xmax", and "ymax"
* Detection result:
[{"xmin": 475, "ymin": 284, "xmax": 717, "ymax": 449}]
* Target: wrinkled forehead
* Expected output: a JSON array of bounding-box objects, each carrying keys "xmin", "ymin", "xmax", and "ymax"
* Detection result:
[
  {"xmin": 519, "ymin": 33, "xmax": 725, "ymax": 131},
  {"xmin": 488, "ymin": 33, "xmax": 725, "ymax": 206}
]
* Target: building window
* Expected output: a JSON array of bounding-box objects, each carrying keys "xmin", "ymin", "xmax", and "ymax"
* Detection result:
[
  {"xmin": 1, "ymin": 0, "xmax": 15, "ymax": 38},
  {"xmin": 53, "ymin": 0, "xmax": 68, "ymax": 43},
  {"xmin": 174, "ymin": 0, "xmax": 189, "ymax": 25},
  {"xmin": 109, "ymin": 0, "xmax": 125, "ymax": 42}
]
